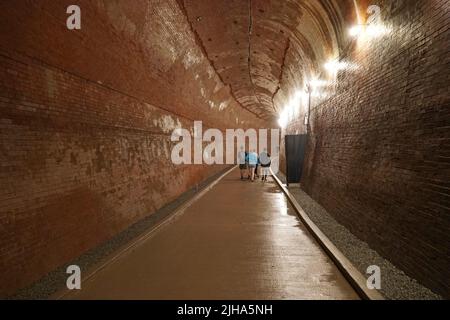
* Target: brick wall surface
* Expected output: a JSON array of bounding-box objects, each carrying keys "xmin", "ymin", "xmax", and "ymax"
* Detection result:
[
  {"xmin": 284, "ymin": 0, "xmax": 449, "ymax": 297},
  {"xmin": 1, "ymin": 0, "xmax": 448, "ymax": 299},
  {"xmin": 0, "ymin": 0, "xmax": 269, "ymax": 296}
]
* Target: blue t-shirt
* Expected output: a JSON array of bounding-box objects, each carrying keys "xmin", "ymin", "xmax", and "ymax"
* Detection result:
[{"xmin": 248, "ymin": 152, "xmax": 258, "ymax": 165}]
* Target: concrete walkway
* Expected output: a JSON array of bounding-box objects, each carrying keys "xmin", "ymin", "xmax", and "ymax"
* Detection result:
[{"xmin": 63, "ymin": 169, "xmax": 358, "ymax": 300}]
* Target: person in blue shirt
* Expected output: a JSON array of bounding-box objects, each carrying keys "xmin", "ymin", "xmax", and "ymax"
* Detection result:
[{"xmin": 248, "ymin": 150, "xmax": 258, "ymax": 182}]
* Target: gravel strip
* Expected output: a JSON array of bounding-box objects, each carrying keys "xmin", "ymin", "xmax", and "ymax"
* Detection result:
[{"xmin": 278, "ymin": 174, "xmax": 442, "ymax": 300}]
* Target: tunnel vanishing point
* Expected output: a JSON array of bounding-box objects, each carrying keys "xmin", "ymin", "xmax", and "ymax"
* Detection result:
[{"xmin": 0, "ymin": 0, "xmax": 449, "ymax": 300}]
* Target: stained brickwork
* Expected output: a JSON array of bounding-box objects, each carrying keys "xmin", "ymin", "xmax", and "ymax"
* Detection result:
[
  {"xmin": 0, "ymin": 0, "xmax": 268, "ymax": 296},
  {"xmin": 1, "ymin": 0, "xmax": 448, "ymax": 299},
  {"xmin": 284, "ymin": 0, "xmax": 450, "ymax": 297}
]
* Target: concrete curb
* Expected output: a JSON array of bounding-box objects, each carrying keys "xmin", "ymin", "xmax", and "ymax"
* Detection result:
[{"xmin": 271, "ymin": 170, "xmax": 385, "ymax": 300}]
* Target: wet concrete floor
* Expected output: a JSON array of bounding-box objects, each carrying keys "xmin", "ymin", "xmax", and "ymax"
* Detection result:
[{"xmin": 64, "ymin": 169, "xmax": 359, "ymax": 300}]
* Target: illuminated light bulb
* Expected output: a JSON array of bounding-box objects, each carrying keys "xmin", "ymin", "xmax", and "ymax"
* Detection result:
[
  {"xmin": 278, "ymin": 109, "xmax": 288, "ymax": 128},
  {"xmin": 349, "ymin": 25, "xmax": 364, "ymax": 37}
]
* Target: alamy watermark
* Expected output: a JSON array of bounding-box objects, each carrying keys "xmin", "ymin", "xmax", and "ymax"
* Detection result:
[
  {"xmin": 66, "ymin": 5, "xmax": 81, "ymax": 30},
  {"xmin": 170, "ymin": 121, "xmax": 280, "ymax": 173},
  {"xmin": 367, "ymin": 265, "xmax": 381, "ymax": 290},
  {"xmin": 66, "ymin": 265, "xmax": 81, "ymax": 290}
]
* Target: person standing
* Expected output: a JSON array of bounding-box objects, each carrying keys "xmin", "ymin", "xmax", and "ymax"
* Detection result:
[
  {"xmin": 248, "ymin": 149, "xmax": 258, "ymax": 182},
  {"xmin": 238, "ymin": 147, "xmax": 248, "ymax": 180},
  {"xmin": 259, "ymin": 149, "xmax": 271, "ymax": 182},
  {"xmin": 254, "ymin": 154, "xmax": 260, "ymax": 179}
]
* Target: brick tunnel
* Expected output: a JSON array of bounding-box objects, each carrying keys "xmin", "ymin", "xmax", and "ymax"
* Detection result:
[{"xmin": 0, "ymin": 0, "xmax": 449, "ymax": 300}]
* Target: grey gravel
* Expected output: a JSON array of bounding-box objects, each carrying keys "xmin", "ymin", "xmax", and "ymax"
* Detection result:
[{"xmin": 281, "ymin": 175, "xmax": 442, "ymax": 300}]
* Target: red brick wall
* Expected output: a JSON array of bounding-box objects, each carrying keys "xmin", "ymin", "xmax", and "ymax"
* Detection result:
[
  {"xmin": 284, "ymin": 0, "xmax": 449, "ymax": 297},
  {"xmin": 0, "ymin": 1, "xmax": 268, "ymax": 296}
]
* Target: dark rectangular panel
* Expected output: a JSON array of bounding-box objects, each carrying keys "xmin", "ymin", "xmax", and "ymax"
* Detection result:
[{"xmin": 285, "ymin": 135, "xmax": 308, "ymax": 184}]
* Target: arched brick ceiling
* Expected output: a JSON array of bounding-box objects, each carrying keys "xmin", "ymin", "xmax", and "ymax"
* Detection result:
[{"xmin": 180, "ymin": 0, "xmax": 353, "ymax": 120}]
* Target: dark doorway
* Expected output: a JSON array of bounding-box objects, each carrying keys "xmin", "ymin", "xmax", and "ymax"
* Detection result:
[{"xmin": 285, "ymin": 134, "xmax": 308, "ymax": 185}]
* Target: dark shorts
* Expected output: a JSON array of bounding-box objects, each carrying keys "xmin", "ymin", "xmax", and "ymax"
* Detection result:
[{"xmin": 239, "ymin": 164, "xmax": 248, "ymax": 170}]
